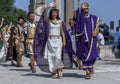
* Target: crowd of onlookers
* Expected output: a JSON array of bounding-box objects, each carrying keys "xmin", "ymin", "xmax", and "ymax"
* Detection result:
[{"xmin": 98, "ymin": 23, "xmax": 120, "ymax": 54}]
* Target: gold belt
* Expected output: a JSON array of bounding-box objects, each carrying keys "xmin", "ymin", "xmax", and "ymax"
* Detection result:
[{"xmin": 49, "ymin": 35, "xmax": 60, "ymax": 39}]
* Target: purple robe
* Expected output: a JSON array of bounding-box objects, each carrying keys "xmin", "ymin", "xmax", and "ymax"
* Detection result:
[
  {"xmin": 34, "ymin": 8, "xmax": 73, "ymax": 72},
  {"xmin": 76, "ymin": 8, "xmax": 99, "ymax": 70}
]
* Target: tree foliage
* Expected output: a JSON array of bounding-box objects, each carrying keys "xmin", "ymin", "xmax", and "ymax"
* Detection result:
[{"xmin": 0, "ymin": 0, "xmax": 27, "ymax": 25}]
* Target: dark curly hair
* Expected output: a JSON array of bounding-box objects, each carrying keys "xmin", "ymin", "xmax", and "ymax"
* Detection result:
[
  {"xmin": 49, "ymin": 8, "xmax": 61, "ymax": 20},
  {"xmin": 27, "ymin": 12, "xmax": 34, "ymax": 18},
  {"xmin": 17, "ymin": 17, "xmax": 24, "ymax": 21}
]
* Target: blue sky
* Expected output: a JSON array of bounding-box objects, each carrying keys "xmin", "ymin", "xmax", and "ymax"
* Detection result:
[{"xmin": 14, "ymin": 0, "xmax": 120, "ymax": 28}]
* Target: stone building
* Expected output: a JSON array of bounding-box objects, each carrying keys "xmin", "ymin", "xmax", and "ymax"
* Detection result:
[{"xmin": 29, "ymin": 0, "xmax": 75, "ymax": 24}]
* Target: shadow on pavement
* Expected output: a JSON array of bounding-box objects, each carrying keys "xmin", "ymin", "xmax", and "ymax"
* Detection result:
[
  {"xmin": 21, "ymin": 73, "xmax": 52, "ymax": 78},
  {"xmin": 0, "ymin": 63, "xmax": 12, "ymax": 67},
  {"xmin": 21, "ymin": 73, "xmax": 84, "ymax": 78},
  {"xmin": 9, "ymin": 68, "xmax": 30, "ymax": 72},
  {"xmin": 63, "ymin": 73, "xmax": 84, "ymax": 78}
]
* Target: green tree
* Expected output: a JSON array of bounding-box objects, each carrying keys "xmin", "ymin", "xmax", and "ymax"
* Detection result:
[{"xmin": 0, "ymin": 0, "xmax": 27, "ymax": 25}]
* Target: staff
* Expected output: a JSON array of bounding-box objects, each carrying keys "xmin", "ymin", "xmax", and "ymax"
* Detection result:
[{"xmin": 78, "ymin": 0, "xmax": 81, "ymax": 8}]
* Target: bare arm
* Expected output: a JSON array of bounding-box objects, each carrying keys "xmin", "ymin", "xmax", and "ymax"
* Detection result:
[
  {"xmin": 92, "ymin": 27, "xmax": 100, "ymax": 37},
  {"xmin": 20, "ymin": 30, "xmax": 24, "ymax": 41},
  {"xmin": 23, "ymin": 22, "xmax": 28, "ymax": 35},
  {"xmin": 7, "ymin": 22, "xmax": 12, "ymax": 33},
  {"xmin": 44, "ymin": 6, "xmax": 50, "ymax": 22},
  {"xmin": 60, "ymin": 23, "xmax": 66, "ymax": 46},
  {"xmin": 44, "ymin": 2, "xmax": 55, "ymax": 22},
  {"xmin": 92, "ymin": 18, "xmax": 101, "ymax": 37},
  {"xmin": 2, "ymin": 31, "xmax": 8, "ymax": 47},
  {"xmin": 0, "ymin": 18, "xmax": 5, "ymax": 28}
]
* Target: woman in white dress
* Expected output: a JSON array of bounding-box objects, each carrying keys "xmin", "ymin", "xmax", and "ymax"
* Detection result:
[
  {"xmin": 0, "ymin": 24, "xmax": 11, "ymax": 62},
  {"xmin": 43, "ymin": 3, "xmax": 66, "ymax": 79}
]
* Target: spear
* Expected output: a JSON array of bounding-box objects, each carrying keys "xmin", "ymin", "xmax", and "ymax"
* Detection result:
[{"xmin": 78, "ymin": 0, "xmax": 81, "ymax": 8}]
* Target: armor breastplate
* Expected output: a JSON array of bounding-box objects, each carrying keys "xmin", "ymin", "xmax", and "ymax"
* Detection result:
[
  {"xmin": 15, "ymin": 26, "xmax": 24, "ymax": 42},
  {"xmin": 27, "ymin": 23, "xmax": 36, "ymax": 39}
]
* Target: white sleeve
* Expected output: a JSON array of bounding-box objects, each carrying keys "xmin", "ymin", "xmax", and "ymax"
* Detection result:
[{"xmin": 24, "ymin": 23, "xmax": 28, "ymax": 34}]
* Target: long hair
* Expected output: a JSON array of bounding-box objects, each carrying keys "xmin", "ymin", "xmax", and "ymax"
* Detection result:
[{"xmin": 49, "ymin": 8, "xmax": 61, "ymax": 20}]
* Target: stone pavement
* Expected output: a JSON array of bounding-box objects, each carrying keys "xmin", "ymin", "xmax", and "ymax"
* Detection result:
[{"xmin": 0, "ymin": 57, "xmax": 120, "ymax": 84}]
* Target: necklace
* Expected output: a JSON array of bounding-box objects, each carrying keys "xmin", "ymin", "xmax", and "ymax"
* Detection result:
[{"xmin": 51, "ymin": 20, "xmax": 60, "ymax": 24}]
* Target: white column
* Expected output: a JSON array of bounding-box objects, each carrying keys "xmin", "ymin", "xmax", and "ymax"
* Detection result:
[
  {"xmin": 64, "ymin": 0, "xmax": 74, "ymax": 27},
  {"xmin": 54, "ymin": 0, "xmax": 61, "ymax": 17}
]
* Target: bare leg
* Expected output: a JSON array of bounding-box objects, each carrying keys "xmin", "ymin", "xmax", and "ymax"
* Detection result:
[
  {"xmin": 58, "ymin": 68, "xmax": 63, "ymax": 79},
  {"xmin": 29, "ymin": 55, "xmax": 36, "ymax": 73},
  {"xmin": 17, "ymin": 51, "xmax": 23, "ymax": 67},
  {"xmin": 89, "ymin": 68, "xmax": 94, "ymax": 75},
  {"xmin": 77, "ymin": 59, "xmax": 82, "ymax": 70},
  {"xmin": 11, "ymin": 59, "xmax": 16, "ymax": 66}
]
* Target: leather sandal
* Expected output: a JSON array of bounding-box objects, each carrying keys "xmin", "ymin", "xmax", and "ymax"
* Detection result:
[
  {"xmin": 85, "ymin": 73, "xmax": 91, "ymax": 79},
  {"xmin": 52, "ymin": 71, "xmax": 58, "ymax": 79},
  {"xmin": 90, "ymin": 69, "xmax": 94, "ymax": 75}
]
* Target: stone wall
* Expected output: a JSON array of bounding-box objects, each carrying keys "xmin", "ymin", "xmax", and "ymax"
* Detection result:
[{"xmin": 99, "ymin": 45, "xmax": 120, "ymax": 60}]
